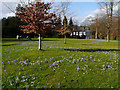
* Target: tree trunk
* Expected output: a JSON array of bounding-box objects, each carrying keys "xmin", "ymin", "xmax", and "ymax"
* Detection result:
[
  {"xmin": 107, "ymin": 28, "xmax": 110, "ymax": 42},
  {"xmin": 106, "ymin": 3, "xmax": 110, "ymax": 42},
  {"xmin": 38, "ymin": 34, "xmax": 41, "ymax": 50},
  {"xmin": 95, "ymin": 17, "xmax": 98, "ymax": 39},
  {"xmin": 64, "ymin": 35, "xmax": 66, "ymax": 44},
  {"xmin": 95, "ymin": 28, "xmax": 98, "ymax": 39},
  {"xmin": 108, "ymin": 2, "xmax": 113, "ymax": 42}
]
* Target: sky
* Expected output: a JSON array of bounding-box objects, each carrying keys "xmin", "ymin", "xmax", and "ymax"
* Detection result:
[
  {"xmin": 68, "ymin": 2, "xmax": 98, "ymax": 25},
  {"xmin": 0, "ymin": 0, "xmax": 119, "ymax": 25}
]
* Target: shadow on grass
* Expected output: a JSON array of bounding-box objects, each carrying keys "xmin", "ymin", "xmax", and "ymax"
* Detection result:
[
  {"xmin": 42, "ymin": 39, "xmax": 59, "ymax": 41},
  {"xmin": 1, "ymin": 44, "xmax": 19, "ymax": 46},
  {"xmin": 2, "ymin": 38, "xmax": 59, "ymax": 42},
  {"xmin": 64, "ymin": 48, "xmax": 120, "ymax": 52}
]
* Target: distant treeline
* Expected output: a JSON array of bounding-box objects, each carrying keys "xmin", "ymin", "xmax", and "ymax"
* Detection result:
[
  {"xmin": 2, "ymin": 16, "xmax": 24, "ymax": 38},
  {"xmin": 1, "ymin": 16, "xmax": 57, "ymax": 38}
]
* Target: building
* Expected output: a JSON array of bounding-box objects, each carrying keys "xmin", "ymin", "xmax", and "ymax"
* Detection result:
[{"xmin": 70, "ymin": 27, "xmax": 92, "ymax": 39}]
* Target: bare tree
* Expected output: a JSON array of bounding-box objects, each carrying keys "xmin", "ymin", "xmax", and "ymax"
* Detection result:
[
  {"xmin": 98, "ymin": 0, "xmax": 117, "ymax": 42},
  {"xmin": 57, "ymin": 1, "xmax": 71, "ymax": 44},
  {"xmin": 95, "ymin": 14, "xmax": 99, "ymax": 39}
]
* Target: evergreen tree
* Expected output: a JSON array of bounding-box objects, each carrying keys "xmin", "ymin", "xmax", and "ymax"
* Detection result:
[
  {"xmin": 57, "ymin": 16, "xmax": 71, "ymax": 44},
  {"xmin": 58, "ymin": 14, "xmax": 61, "ymax": 25},
  {"xmin": 2, "ymin": 16, "xmax": 23, "ymax": 38},
  {"xmin": 69, "ymin": 17, "xmax": 73, "ymax": 26},
  {"xmin": 63, "ymin": 16, "xmax": 67, "ymax": 28},
  {"xmin": 16, "ymin": 4, "xmax": 25, "ymax": 14},
  {"xmin": 55, "ymin": 14, "xmax": 62, "ymax": 30}
]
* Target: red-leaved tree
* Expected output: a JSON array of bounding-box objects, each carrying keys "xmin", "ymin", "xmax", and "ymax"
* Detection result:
[
  {"xmin": 57, "ymin": 16, "xmax": 71, "ymax": 44},
  {"xmin": 16, "ymin": 0, "xmax": 57, "ymax": 50}
]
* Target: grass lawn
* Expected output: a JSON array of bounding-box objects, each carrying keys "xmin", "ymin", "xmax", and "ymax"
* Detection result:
[{"xmin": 1, "ymin": 38, "xmax": 119, "ymax": 88}]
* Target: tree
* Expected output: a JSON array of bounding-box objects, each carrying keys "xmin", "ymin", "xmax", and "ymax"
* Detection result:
[
  {"xmin": 69, "ymin": 17, "xmax": 73, "ymax": 26},
  {"xmin": 63, "ymin": 16, "xmax": 67, "ymax": 29},
  {"xmin": 58, "ymin": 14, "xmax": 62, "ymax": 25},
  {"xmin": 16, "ymin": 0, "xmax": 57, "ymax": 50},
  {"xmin": 98, "ymin": 0, "xmax": 115, "ymax": 42},
  {"xmin": 55, "ymin": 14, "xmax": 62, "ymax": 30},
  {"xmin": 2, "ymin": 16, "xmax": 23, "ymax": 38},
  {"xmin": 63, "ymin": 16, "xmax": 68, "ymax": 44},
  {"xmin": 94, "ymin": 14, "xmax": 100, "ymax": 39},
  {"xmin": 58, "ymin": 1, "xmax": 71, "ymax": 44},
  {"xmin": 68, "ymin": 17, "xmax": 74, "ymax": 32},
  {"xmin": 57, "ymin": 16, "xmax": 71, "ymax": 44},
  {"xmin": 16, "ymin": 4, "xmax": 25, "ymax": 14}
]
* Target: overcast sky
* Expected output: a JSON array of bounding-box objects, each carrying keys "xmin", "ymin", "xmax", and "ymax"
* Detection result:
[{"xmin": 0, "ymin": 0, "xmax": 119, "ymax": 25}]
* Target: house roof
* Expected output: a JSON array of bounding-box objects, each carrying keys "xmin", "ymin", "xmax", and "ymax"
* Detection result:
[{"xmin": 72, "ymin": 29, "xmax": 86, "ymax": 32}]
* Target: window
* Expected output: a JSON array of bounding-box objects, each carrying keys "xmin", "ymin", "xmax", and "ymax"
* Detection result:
[
  {"xmin": 79, "ymin": 32, "xmax": 82, "ymax": 36},
  {"xmin": 73, "ymin": 32, "xmax": 75, "ymax": 35},
  {"xmin": 83, "ymin": 32, "xmax": 86, "ymax": 35},
  {"xmin": 76, "ymin": 32, "xmax": 78, "ymax": 35},
  {"xmin": 79, "ymin": 32, "xmax": 82, "ymax": 34}
]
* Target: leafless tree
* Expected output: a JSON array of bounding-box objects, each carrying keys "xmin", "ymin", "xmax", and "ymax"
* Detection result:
[{"xmin": 98, "ymin": 0, "xmax": 118, "ymax": 42}]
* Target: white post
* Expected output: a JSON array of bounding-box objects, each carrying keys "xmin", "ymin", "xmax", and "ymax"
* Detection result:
[{"xmin": 16, "ymin": 35, "xmax": 19, "ymax": 39}]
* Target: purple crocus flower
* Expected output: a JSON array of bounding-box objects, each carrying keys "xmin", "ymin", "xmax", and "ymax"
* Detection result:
[
  {"xmin": 32, "ymin": 77, "xmax": 35, "ymax": 80},
  {"xmin": 11, "ymin": 61, "xmax": 14, "ymax": 63},
  {"xmin": 8, "ymin": 61, "xmax": 10, "ymax": 64},
  {"xmin": 19, "ymin": 61, "xmax": 21, "ymax": 64},
  {"xmin": 102, "ymin": 65, "xmax": 106, "ymax": 67},
  {"xmin": 22, "ymin": 76, "xmax": 25, "ymax": 78},
  {"xmin": 113, "ymin": 68, "xmax": 115, "ymax": 70},
  {"xmin": 37, "ymin": 61, "xmax": 39, "ymax": 63},
  {"xmin": 77, "ymin": 67, "xmax": 80, "ymax": 70},
  {"xmin": 58, "ymin": 83, "xmax": 60, "ymax": 86},
  {"xmin": 57, "ymin": 61, "xmax": 59, "ymax": 63},
  {"xmin": 16, "ymin": 77, "xmax": 19, "ymax": 81},
  {"xmin": 77, "ymin": 65, "xmax": 80, "ymax": 70},
  {"xmin": 108, "ymin": 65, "xmax": 111, "ymax": 68},
  {"xmin": 21, "ymin": 80, "xmax": 25, "ymax": 82}
]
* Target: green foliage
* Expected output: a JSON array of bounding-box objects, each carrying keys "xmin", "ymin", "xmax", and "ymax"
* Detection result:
[
  {"xmin": 63, "ymin": 16, "xmax": 67, "ymax": 28},
  {"xmin": 16, "ymin": 4, "xmax": 25, "ymax": 14},
  {"xmin": 2, "ymin": 38, "xmax": 119, "ymax": 88},
  {"xmin": 57, "ymin": 14, "xmax": 62, "ymax": 25},
  {"xmin": 69, "ymin": 17, "xmax": 73, "ymax": 26},
  {"xmin": 55, "ymin": 14, "xmax": 62, "ymax": 31},
  {"xmin": 2, "ymin": 17, "xmax": 23, "ymax": 38}
]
